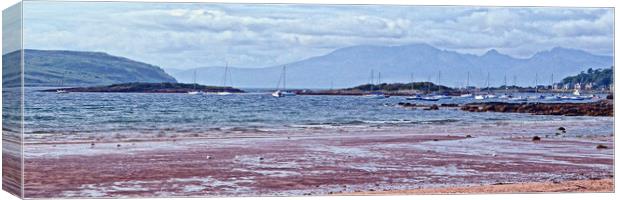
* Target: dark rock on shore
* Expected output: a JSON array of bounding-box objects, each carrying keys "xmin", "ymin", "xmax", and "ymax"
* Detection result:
[
  {"xmin": 424, "ymin": 105, "xmax": 439, "ymax": 110},
  {"xmin": 398, "ymin": 102, "xmax": 461, "ymax": 110},
  {"xmin": 461, "ymin": 100, "xmax": 612, "ymax": 117},
  {"xmin": 596, "ymin": 144, "xmax": 608, "ymax": 149}
]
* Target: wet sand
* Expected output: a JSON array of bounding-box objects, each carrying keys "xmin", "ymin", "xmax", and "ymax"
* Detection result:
[
  {"xmin": 21, "ymin": 124, "xmax": 614, "ymax": 198},
  {"xmin": 341, "ymin": 178, "xmax": 613, "ymax": 195}
]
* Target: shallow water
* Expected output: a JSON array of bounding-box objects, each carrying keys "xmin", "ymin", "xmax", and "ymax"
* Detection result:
[{"xmin": 22, "ymin": 88, "xmax": 612, "ymax": 142}]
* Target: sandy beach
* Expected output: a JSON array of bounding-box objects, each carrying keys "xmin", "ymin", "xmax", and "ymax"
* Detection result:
[
  {"xmin": 19, "ymin": 119, "xmax": 613, "ymax": 198},
  {"xmin": 341, "ymin": 179, "xmax": 613, "ymax": 195}
]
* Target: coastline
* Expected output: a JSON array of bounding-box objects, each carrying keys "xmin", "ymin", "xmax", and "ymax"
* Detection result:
[
  {"xmin": 338, "ymin": 179, "xmax": 613, "ymax": 195},
  {"xmin": 22, "ymin": 119, "xmax": 613, "ymax": 198}
]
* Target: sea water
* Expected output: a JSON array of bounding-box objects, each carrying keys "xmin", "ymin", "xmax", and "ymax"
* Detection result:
[{"xmin": 20, "ymin": 88, "xmax": 612, "ymax": 142}]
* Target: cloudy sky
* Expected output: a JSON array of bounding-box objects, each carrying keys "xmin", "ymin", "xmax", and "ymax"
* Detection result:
[{"xmin": 23, "ymin": 1, "xmax": 613, "ymax": 69}]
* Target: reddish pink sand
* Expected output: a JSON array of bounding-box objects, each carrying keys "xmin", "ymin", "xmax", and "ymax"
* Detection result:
[{"xmin": 21, "ymin": 132, "xmax": 613, "ymax": 198}]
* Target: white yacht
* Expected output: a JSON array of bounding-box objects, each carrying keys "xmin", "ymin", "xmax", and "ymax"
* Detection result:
[
  {"xmin": 188, "ymin": 70, "xmax": 204, "ymax": 95},
  {"xmin": 272, "ymin": 66, "xmax": 296, "ymax": 97}
]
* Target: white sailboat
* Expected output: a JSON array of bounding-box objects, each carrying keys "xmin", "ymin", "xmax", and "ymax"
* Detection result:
[
  {"xmin": 188, "ymin": 70, "xmax": 205, "ymax": 95},
  {"xmin": 430, "ymin": 71, "xmax": 451, "ymax": 100},
  {"xmin": 363, "ymin": 69, "xmax": 386, "ymax": 99},
  {"xmin": 460, "ymin": 71, "xmax": 473, "ymax": 98},
  {"xmin": 476, "ymin": 72, "xmax": 495, "ymax": 100},
  {"xmin": 405, "ymin": 73, "xmax": 418, "ymax": 100},
  {"xmin": 498, "ymin": 74, "xmax": 511, "ymax": 99},
  {"xmin": 509, "ymin": 96, "xmax": 528, "ymax": 101},
  {"xmin": 56, "ymin": 72, "xmax": 69, "ymax": 93},
  {"xmin": 272, "ymin": 66, "xmax": 296, "ymax": 97},
  {"xmin": 216, "ymin": 62, "xmax": 233, "ymax": 96}
]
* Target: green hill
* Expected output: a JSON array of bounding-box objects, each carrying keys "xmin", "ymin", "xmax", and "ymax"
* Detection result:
[
  {"xmin": 560, "ymin": 67, "xmax": 613, "ymax": 89},
  {"xmin": 3, "ymin": 49, "xmax": 177, "ymax": 86},
  {"xmin": 345, "ymin": 82, "xmax": 453, "ymax": 93}
]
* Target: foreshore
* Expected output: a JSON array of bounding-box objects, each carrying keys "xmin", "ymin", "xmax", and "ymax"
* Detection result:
[
  {"xmin": 22, "ymin": 118, "xmax": 613, "ymax": 198},
  {"xmin": 339, "ymin": 178, "xmax": 613, "ymax": 195}
]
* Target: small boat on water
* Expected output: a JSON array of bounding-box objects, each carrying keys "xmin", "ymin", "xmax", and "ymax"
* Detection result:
[
  {"xmin": 498, "ymin": 94, "xmax": 512, "ymax": 99},
  {"xmin": 188, "ymin": 91, "xmax": 205, "ymax": 95},
  {"xmin": 188, "ymin": 70, "xmax": 205, "ymax": 95},
  {"xmin": 527, "ymin": 95, "xmax": 545, "ymax": 100},
  {"xmin": 216, "ymin": 62, "xmax": 234, "ymax": 96},
  {"xmin": 474, "ymin": 94, "xmax": 497, "ymax": 100},
  {"xmin": 406, "ymin": 94, "xmax": 438, "ymax": 101},
  {"xmin": 405, "ymin": 95, "xmax": 422, "ymax": 100},
  {"xmin": 460, "ymin": 93, "xmax": 473, "ymax": 98},
  {"xmin": 420, "ymin": 96, "xmax": 440, "ymax": 101},
  {"xmin": 272, "ymin": 66, "xmax": 296, "ymax": 98},
  {"xmin": 364, "ymin": 92, "xmax": 387, "ymax": 99},
  {"xmin": 509, "ymin": 96, "xmax": 528, "ymax": 101},
  {"xmin": 431, "ymin": 94, "xmax": 451, "ymax": 100},
  {"xmin": 560, "ymin": 96, "xmax": 585, "ymax": 101},
  {"xmin": 557, "ymin": 94, "xmax": 591, "ymax": 101},
  {"xmin": 272, "ymin": 90, "xmax": 296, "ymax": 97},
  {"xmin": 485, "ymin": 94, "xmax": 497, "ymax": 99},
  {"xmin": 56, "ymin": 72, "xmax": 69, "ymax": 94}
]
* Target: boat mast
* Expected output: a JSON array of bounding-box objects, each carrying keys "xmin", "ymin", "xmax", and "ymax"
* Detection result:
[
  {"xmin": 535, "ymin": 73, "xmax": 538, "ymax": 94},
  {"xmin": 283, "ymin": 66, "xmax": 287, "ymax": 91},
  {"xmin": 370, "ymin": 69, "xmax": 374, "ymax": 91},
  {"xmin": 59, "ymin": 71, "xmax": 65, "ymax": 87},
  {"xmin": 551, "ymin": 73, "xmax": 554, "ymax": 91},
  {"xmin": 193, "ymin": 70, "xmax": 197, "ymax": 90},
  {"xmin": 437, "ymin": 71, "xmax": 441, "ymax": 92},
  {"xmin": 486, "ymin": 72, "xmax": 490, "ymax": 93},
  {"xmin": 513, "ymin": 75, "xmax": 517, "ymax": 92},
  {"xmin": 222, "ymin": 62, "xmax": 229, "ymax": 87},
  {"xmin": 504, "ymin": 73, "xmax": 507, "ymax": 94},
  {"xmin": 427, "ymin": 75, "xmax": 431, "ymax": 94},
  {"xmin": 410, "ymin": 73, "xmax": 414, "ymax": 93},
  {"xmin": 466, "ymin": 71, "xmax": 470, "ymax": 90}
]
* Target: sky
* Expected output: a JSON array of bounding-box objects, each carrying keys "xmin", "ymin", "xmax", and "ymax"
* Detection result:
[{"xmin": 22, "ymin": 1, "xmax": 614, "ymax": 70}]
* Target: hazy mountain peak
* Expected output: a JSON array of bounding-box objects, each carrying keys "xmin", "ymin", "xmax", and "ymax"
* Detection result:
[
  {"xmin": 483, "ymin": 49, "xmax": 501, "ymax": 56},
  {"xmin": 532, "ymin": 46, "xmax": 593, "ymax": 58}
]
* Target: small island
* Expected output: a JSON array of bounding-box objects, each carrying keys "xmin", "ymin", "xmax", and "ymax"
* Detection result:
[
  {"xmin": 297, "ymin": 82, "xmax": 458, "ymax": 96},
  {"xmin": 41, "ymin": 82, "xmax": 245, "ymax": 93}
]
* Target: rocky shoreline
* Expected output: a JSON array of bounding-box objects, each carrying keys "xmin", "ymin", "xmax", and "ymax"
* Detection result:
[
  {"xmin": 41, "ymin": 82, "xmax": 245, "ymax": 93},
  {"xmin": 460, "ymin": 100, "xmax": 613, "ymax": 117},
  {"xmin": 395, "ymin": 100, "xmax": 613, "ymax": 117}
]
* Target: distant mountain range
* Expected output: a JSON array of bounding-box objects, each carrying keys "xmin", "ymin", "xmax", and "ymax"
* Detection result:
[
  {"xmin": 167, "ymin": 44, "xmax": 612, "ymax": 89},
  {"xmin": 3, "ymin": 44, "xmax": 611, "ymax": 89},
  {"xmin": 2, "ymin": 49, "xmax": 177, "ymax": 87}
]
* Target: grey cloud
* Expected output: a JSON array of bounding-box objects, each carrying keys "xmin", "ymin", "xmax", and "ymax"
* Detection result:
[{"xmin": 22, "ymin": 2, "xmax": 613, "ymax": 69}]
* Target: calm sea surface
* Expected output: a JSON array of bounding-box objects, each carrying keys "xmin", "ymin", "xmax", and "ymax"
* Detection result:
[{"xmin": 20, "ymin": 88, "xmax": 611, "ymax": 141}]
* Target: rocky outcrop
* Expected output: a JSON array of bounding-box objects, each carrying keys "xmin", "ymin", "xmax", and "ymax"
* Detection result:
[
  {"xmin": 461, "ymin": 100, "xmax": 613, "ymax": 117},
  {"xmin": 41, "ymin": 82, "xmax": 244, "ymax": 93}
]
